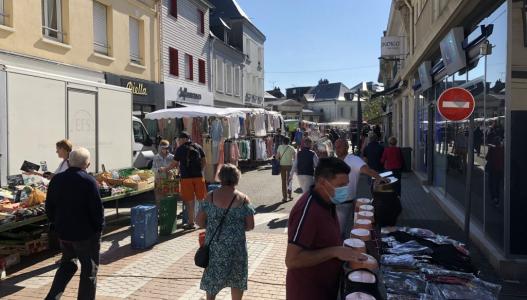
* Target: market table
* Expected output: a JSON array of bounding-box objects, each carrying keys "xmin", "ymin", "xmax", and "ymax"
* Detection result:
[{"xmin": 0, "ymin": 185, "xmax": 154, "ymax": 234}]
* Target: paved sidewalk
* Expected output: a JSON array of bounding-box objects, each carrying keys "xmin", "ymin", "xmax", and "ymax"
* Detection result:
[{"xmin": 0, "ymin": 228, "xmax": 287, "ymax": 300}]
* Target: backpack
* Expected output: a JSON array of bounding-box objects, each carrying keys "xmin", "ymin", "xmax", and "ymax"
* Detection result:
[{"xmin": 186, "ymin": 143, "xmax": 202, "ymax": 168}]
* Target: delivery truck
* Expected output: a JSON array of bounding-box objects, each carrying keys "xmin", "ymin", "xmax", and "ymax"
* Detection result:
[{"xmin": 0, "ymin": 64, "xmax": 155, "ymax": 186}]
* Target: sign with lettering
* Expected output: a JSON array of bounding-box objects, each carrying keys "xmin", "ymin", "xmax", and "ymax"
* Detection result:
[
  {"xmin": 126, "ymin": 81, "xmax": 148, "ymax": 96},
  {"xmin": 179, "ymin": 87, "xmax": 202, "ymax": 100},
  {"xmin": 381, "ymin": 36, "xmax": 404, "ymax": 57}
]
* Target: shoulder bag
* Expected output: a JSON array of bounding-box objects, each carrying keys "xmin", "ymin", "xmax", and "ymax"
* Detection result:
[{"xmin": 194, "ymin": 193, "xmax": 236, "ymax": 268}]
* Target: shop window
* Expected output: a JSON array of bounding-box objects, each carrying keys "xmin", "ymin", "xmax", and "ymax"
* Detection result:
[
  {"xmin": 42, "ymin": 0, "xmax": 64, "ymax": 42},
  {"xmin": 198, "ymin": 59, "xmax": 206, "ymax": 84},
  {"xmin": 198, "ymin": 9, "xmax": 204, "ymax": 34},
  {"xmin": 185, "ymin": 54, "xmax": 193, "ymax": 80},
  {"xmin": 93, "ymin": 1, "xmax": 109, "ymax": 55},
  {"xmin": 169, "ymin": 47, "xmax": 178, "ymax": 76},
  {"xmin": 170, "ymin": 0, "xmax": 177, "ymax": 18},
  {"xmin": 129, "ymin": 17, "xmax": 142, "ymax": 64}
]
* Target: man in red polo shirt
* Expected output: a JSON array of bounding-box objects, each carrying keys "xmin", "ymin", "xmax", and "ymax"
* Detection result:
[{"xmin": 286, "ymin": 157, "xmax": 366, "ymax": 300}]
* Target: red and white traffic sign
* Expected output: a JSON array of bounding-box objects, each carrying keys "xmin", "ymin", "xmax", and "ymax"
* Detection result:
[{"xmin": 437, "ymin": 87, "xmax": 475, "ymax": 121}]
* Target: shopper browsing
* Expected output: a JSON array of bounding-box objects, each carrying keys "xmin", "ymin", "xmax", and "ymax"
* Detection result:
[
  {"xmin": 380, "ymin": 136, "xmax": 404, "ymax": 195},
  {"xmin": 286, "ymin": 157, "xmax": 366, "ymax": 300},
  {"xmin": 197, "ymin": 164, "xmax": 255, "ymax": 300},
  {"xmin": 335, "ymin": 138, "xmax": 385, "ymax": 237},
  {"xmin": 45, "ymin": 147, "xmax": 104, "ymax": 300},
  {"xmin": 162, "ymin": 131, "xmax": 207, "ymax": 230},
  {"xmin": 276, "ymin": 137, "xmax": 296, "ymax": 202},
  {"xmin": 151, "ymin": 139, "xmax": 175, "ymax": 205},
  {"xmin": 291, "ymin": 137, "xmax": 319, "ymax": 194}
]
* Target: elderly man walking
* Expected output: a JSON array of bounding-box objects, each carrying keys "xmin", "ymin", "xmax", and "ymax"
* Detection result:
[{"xmin": 45, "ymin": 147, "xmax": 104, "ymax": 300}]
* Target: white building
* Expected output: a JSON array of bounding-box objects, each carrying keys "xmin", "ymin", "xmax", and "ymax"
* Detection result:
[
  {"xmin": 210, "ymin": 0, "xmax": 266, "ymax": 107},
  {"xmin": 160, "ymin": 0, "xmax": 214, "ymax": 107},
  {"xmin": 306, "ymin": 82, "xmax": 358, "ymax": 123},
  {"xmin": 209, "ymin": 17, "xmax": 245, "ymax": 107}
]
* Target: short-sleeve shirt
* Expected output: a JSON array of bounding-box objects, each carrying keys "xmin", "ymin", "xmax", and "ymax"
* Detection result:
[
  {"xmin": 277, "ymin": 144, "xmax": 296, "ymax": 166},
  {"xmin": 174, "ymin": 142, "xmax": 206, "ymax": 178},
  {"xmin": 344, "ymin": 154, "xmax": 366, "ymax": 199},
  {"xmin": 286, "ymin": 190, "xmax": 342, "ymax": 300}
]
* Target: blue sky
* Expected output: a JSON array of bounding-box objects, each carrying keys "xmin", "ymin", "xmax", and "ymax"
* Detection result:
[{"xmin": 236, "ymin": 0, "xmax": 392, "ymax": 91}]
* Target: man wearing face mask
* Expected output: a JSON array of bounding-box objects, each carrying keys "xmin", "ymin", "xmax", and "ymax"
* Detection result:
[{"xmin": 286, "ymin": 157, "xmax": 366, "ymax": 300}]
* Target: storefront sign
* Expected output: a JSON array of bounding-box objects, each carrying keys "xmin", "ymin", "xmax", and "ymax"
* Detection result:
[
  {"xmin": 437, "ymin": 87, "xmax": 475, "ymax": 121},
  {"xmin": 126, "ymin": 81, "xmax": 148, "ymax": 96},
  {"xmin": 179, "ymin": 87, "xmax": 202, "ymax": 100},
  {"xmin": 381, "ymin": 36, "xmax": 404, "ymax": 57}
]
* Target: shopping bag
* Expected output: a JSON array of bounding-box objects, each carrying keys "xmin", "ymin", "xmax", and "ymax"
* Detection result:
[{"xmin": 271, "ymin": 158, "xmax": 280, "ymax": 175}]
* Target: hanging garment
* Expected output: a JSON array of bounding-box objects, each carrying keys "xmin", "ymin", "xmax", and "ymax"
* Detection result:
[{"xmin": 210, "ymin": 118, "xmax": 223, "ymax": 142}]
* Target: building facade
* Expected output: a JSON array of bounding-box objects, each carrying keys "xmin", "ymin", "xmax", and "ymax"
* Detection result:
[
  {"xmin": 0, "ymin": 0, "xmax": 161, "ymax": 115},
  {"xmin": 160, "ymin": 0, "xmax": 214, "ymax": 108},
  {"xmin": 378, "ymin": 0, "xmax": 526, "ymax": 278},
  {"xmin": 209, "ymin": 17, "xmax": 244, "ymax": 107},
  {"xmin": 210, "ymin": 0, "xmax": 265, "ymax": 108},
  {"xmin": 0, "ymin": 0, "xmax": 159, "ymax": 80},
  {"xmin": 305, "ymin": 82, "xmax": 357, "ymax": 123}
]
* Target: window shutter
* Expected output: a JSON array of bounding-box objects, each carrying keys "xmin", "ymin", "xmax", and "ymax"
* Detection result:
[
  {"xmin": 129, "ymin": 17, "xmax": 140, "ymax": 62},
  {"xmin": 169, "ymin": 47, "xmax": 178, "ymax": 76},
  {"xmin": 170, "ymin": 0, "xmax": 177, "ymax": 17},
  {"xmin": 93, "ymin": 1, "xmax": 108, "ymax": 54},
  {"xmin": 198, "ymin": 9, "xmax": 204, "ymax": 34},
  {"xmin": 188, "ymin": 55, "xmax": 194, "ymax": 80},
  {"xmin": 198, "ymin": 59, "xmax": 206, "ymax": 84}
]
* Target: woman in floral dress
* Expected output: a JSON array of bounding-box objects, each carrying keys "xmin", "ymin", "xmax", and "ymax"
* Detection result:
[{"xmin": 197, "ymin": 164, "xmax": 255, "ymax": 300}]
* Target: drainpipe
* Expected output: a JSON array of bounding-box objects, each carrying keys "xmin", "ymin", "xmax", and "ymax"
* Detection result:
[
  {"xmin": 403, "ymin": 0, "xmax": 413, "ymax": 56},
  {"xmin": 156, "ymin": 0, "xmax": 164, "ymax": 107}
]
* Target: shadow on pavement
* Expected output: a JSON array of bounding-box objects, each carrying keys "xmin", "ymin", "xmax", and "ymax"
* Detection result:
[
  {"xmin": 267, "ymin": 218, "xmax": 287, "ymax": 230},
  {"xmin": 254, "ymin": 202, "xmax": 286, "ymax": 214}
]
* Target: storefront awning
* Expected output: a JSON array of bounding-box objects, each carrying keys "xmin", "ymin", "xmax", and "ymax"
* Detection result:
[{"xmin": 371, "ymin": 81, "xmax": 401, "ymax": 99}]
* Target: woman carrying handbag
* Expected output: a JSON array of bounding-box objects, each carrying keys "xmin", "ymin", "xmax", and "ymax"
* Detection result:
[{"xmin": 197, "ymin": 164, "xmax": 255, "ymax": 300}]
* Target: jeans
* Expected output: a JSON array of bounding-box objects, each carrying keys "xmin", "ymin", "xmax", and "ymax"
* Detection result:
[
  {"xmin": 46, "ymin": 233, "xmax": 101, "ymax": 300},
  {"xmin": 297, "ymin": 175, "xmax": 314, "ymax": 194}
]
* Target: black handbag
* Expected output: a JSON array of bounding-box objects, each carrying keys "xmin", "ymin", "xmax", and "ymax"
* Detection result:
[{"xmin": 194, "ymin": 194, "xmax": 236, "ymax": 268}]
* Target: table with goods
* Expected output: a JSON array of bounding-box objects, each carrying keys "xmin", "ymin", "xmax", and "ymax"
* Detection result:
[
  {"xmin": 0, "ymin": 168, "xmax": 155, "ymax": 278},
  {"xmin": 339, "ymin": 191, "xmax": 501, "ymax": 299}
]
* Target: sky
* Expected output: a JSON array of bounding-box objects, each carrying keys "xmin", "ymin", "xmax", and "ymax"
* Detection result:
[{"xmin": 236, "ymin": 0, "xmax": 392, "ymax": 92}]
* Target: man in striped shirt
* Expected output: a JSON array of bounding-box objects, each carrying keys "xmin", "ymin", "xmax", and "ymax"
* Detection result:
[{"xmin": 285, "ymin": 157, "xmax": 366, "ymax": 300}]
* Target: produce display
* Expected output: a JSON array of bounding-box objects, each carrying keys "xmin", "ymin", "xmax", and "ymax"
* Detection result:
[{"xmin": 0, "ymin": 168, "xmax": 155, "ymax": 227}]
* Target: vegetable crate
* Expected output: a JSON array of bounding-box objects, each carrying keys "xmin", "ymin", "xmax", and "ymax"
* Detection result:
[
  {"xmin": 159, "ymin": 195, "xmax": 178, "ymax": 236},
  {"xmin": 131, "ymin": 205, "xmax": 158, "ymax": 249}
]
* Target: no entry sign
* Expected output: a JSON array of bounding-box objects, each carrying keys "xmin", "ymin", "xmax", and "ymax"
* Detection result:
[{"xmin": 437, "ymin": 87, "xmax": 475, "ymax": 121}]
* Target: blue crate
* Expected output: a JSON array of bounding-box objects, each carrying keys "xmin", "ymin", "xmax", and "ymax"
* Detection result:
[
  {"xmin": 131, "ymin": 205, "xmax": 158, "ymax": 249},
  {"xmin": 207, "ymin": 184, "xmax": 221, "ymax": 192}
]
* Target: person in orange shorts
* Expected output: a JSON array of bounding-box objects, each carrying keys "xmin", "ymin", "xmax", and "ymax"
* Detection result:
[{"xmin": 162, "ymin": 132, "xmax": 207, "ymax": 230}]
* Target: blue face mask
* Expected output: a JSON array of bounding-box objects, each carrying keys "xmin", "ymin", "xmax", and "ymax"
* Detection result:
[{"xmin": 327, "ymin": 183, "xmax": 349, "ymax": 205}]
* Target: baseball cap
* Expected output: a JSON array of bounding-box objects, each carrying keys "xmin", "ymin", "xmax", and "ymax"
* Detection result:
[{"xmin": 179, "ymin": 131, "xmax": 190, "ymax": 139}]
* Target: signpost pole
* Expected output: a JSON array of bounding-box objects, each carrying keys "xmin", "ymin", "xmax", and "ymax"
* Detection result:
[
  {"xmin": 464, "ymin": 115, "xmax": 475, "ymax": 246},
  {"xmin": 357, "ymin": 89, "xmax": 362, "ymax": 153}
]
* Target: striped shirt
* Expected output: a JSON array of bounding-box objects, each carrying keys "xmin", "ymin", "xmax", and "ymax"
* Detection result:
[{"xmin": 286, "ymin": 190, "xmax": 342, "ymax": 300}]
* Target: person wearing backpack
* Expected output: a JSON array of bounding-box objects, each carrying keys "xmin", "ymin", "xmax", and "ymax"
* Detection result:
[{"xmin": 163, "ymin": 132, "xmax": 207, "ymax": 229}]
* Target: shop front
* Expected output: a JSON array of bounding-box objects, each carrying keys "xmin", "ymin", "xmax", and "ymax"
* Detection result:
[
  {"xmin": 165, "ymin": 82, "xmax": 214, "ymax": 108},
  {"xmin": 411, "ymin": 0, "xmax": 527, "ymax": 277},
  {"xmin": 105, "ymin": 73, "xmax": 164, "ymax": 119}
]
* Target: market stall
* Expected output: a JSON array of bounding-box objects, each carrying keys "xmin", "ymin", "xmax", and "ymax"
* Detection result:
[
  {"xmin": 339, "ymin": 194, "xmax": 501, "ymax": 299},
  {"xmin": 144, "ymin": 106, "xmax": 285, "ymax": 181},
  {"xmin": 0, "ymin": 168, "xmax": 155, "ymax": 274}
]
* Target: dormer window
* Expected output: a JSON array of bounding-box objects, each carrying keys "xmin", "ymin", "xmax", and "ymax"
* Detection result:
[{"xmin": 224, "ymin": 29, "xmax": 229, "ymax": 44}]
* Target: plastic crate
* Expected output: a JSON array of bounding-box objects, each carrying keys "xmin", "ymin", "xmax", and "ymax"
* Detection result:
[
  {"xmin": 159, "ymin": 195, "xmax": 178, "ymax": 236},
  {"xmin": 131, "ymin": 205, "xmax": 158, "ymax": 249}
]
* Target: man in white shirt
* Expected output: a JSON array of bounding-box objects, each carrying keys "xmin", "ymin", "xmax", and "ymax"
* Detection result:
[{"xmin": 334, "ymin": 139, "xmax": 384, "ymax": 237}]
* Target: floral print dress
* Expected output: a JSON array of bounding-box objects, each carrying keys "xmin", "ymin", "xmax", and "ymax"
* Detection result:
[{"xmin": 200, "ymin": 199, "xmax": 255, "ymax": 295}]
